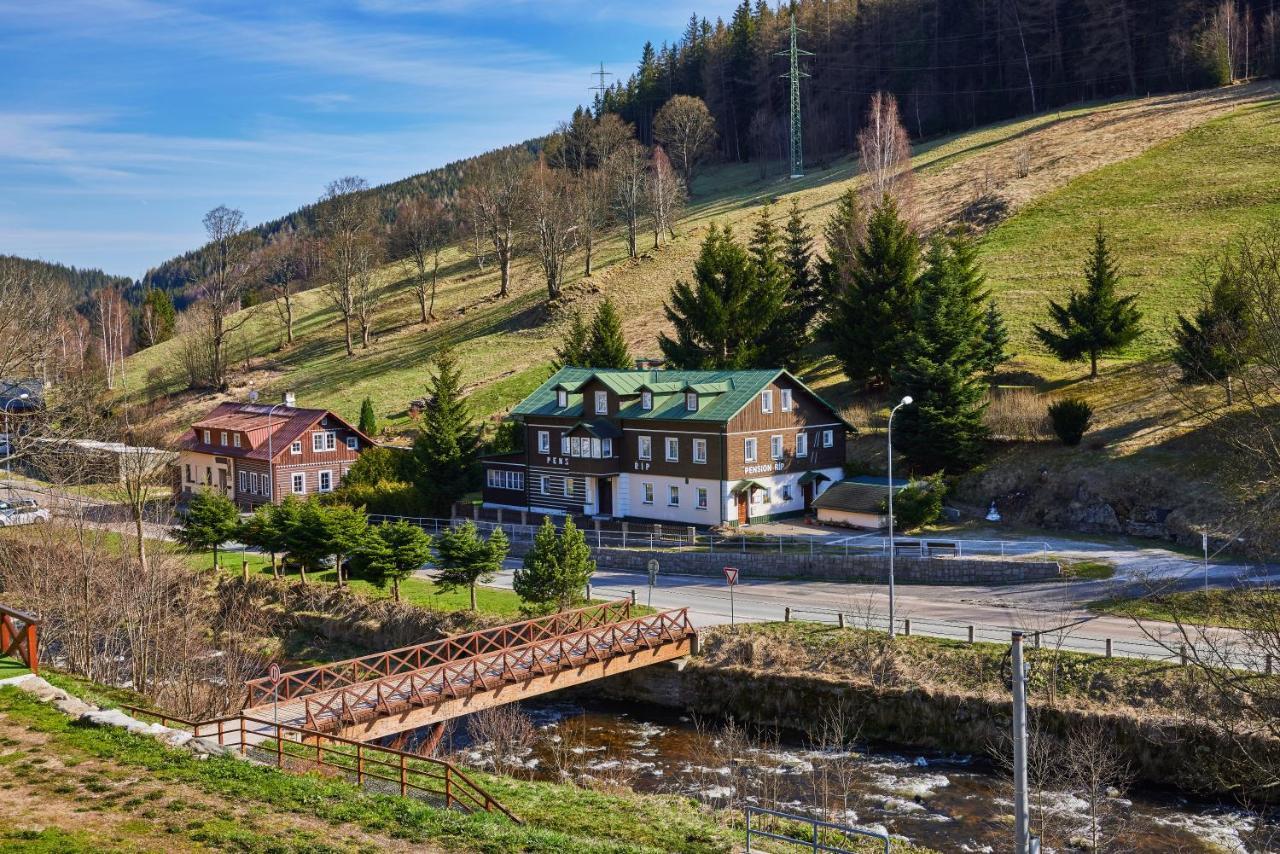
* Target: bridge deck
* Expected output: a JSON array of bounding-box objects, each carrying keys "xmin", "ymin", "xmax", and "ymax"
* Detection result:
[{"xmin": 244, "ymin": 602, "xmax": 695, "ymax": 740}]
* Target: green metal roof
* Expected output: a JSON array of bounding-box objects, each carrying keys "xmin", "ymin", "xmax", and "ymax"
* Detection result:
[
  {"xmin": 508, "ymin": 366, "xmax": 855, "ymax": 429},
  {"xmin": 731, "ymin": 478, "xmax": 770, "ymax": 494}
]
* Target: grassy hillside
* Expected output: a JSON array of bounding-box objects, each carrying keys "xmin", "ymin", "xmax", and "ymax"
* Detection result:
[{"xmin": 118, "ymin": 83, "xmax": 1279, "ymax": 452}]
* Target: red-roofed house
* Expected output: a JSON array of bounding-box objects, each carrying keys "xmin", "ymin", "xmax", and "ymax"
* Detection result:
[{"xmin": 176, "ymin": 396, "xmax": 374, "ymax": 509}]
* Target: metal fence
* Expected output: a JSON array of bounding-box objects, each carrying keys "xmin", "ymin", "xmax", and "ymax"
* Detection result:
[
  {"xmin": 783, "ymin": 606, "xmax": 1272, "ymax": 673},
  {"xmin": 368, "ymin": 514, "xmax": 1051, "ymax": 560},
  {"xmin": 744, "ymin": 805, "xmax": 890, "ymax": 854}
]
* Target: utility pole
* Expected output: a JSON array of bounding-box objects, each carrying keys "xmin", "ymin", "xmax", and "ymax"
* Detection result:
[
  {"xmin": 776, "ymin": 9, "xmax": 812, "ymax": 179},
  {"xmin": 1010, "ymin": 631, "xmax": 1040, "ymax": 854},
  {"xmin": 590, "ymin": 62, "xmax": 613, "ymax": 113}
]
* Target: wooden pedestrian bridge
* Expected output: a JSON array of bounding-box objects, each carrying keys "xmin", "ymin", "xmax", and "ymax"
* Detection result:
[{"xmin": 242, "ymin": 599, "xmax": 696, "ymax": 742}]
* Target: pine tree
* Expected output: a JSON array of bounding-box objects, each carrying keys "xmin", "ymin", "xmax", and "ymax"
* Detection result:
[
  {"xmin": 827, "ymin": 194, "xmax": 920, "ymax": 388},
  {"xmin": 411, "ymin": 349, "xmax": 479, "ymax": 515},
  {"xmin": 747, "ymin": 203, "xmax": 798, "ymax": 368},
  {"xmin": 977, "ymin": 300, "xmax": 1012, "ymax": 377},
  {"xmin": 553, "ymin": 310, "xmax": 590, "ymax": 369},
  {"xmin": 514, "ymin": 516, "xmax": 597, "ymax": 614},
  {"xmin": 352, "ymin": 520, "xmax": 433, "ymax": 602},
  {"xmin": 173, "ymin": 490, "xmax": 239, "ymax": 568},
  {"xmin": 1173, "ymin": 262, "xmax": 1254, "ymax": 404},
  {"xmin": 358, "ymin": 396, "xmax": 378, "ymax": 436},
  {"xmin": 435, "ymin": 520, "xmax": 509, "ymax": 611},
  {"xmin": 1034, "ymin": 224, "xmax": 1142, "ymax": 379},
  {"xmin": 323, "ymin": 503, "xmax": 368, "ymax": 586},
  {"xmin": 892, "ymin": 233, "xmax": 990, "ymax": 474},
  {"xmin": 658, "ymin": 223, "xmax": 781, "ymax": 369},
  {"xmin": 238, "ymin": 501, "xmax": 289, "ymax": 577},
  {"xmin": 585, "ymin": 297, "xmax": 633, "ymax": 369},
  {"xmin": 783, "ymin": 199, "xmax": 820, "ymax": 321},
  {"xmin": 281, "ymin": 499, "xmax": 336, "ymax": 584}
]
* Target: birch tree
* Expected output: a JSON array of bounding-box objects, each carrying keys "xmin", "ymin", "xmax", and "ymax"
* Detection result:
[
  {"xmin": 318, "ymin": 176, "xmax": 381, "ymax": 355},
  {"xmin": 857, "ymin": 92, "xmax": 915, "ymax": 214},
  {"xmin": 197, "ymin": 205, "xmax": 254, "ymax": 389},
  {"xmin": 526, "ymin": 158, "xmax": 578, "ymax": 300},
  {"xmin": 647, "ymin": 146, "xmax": 686, "ymax": 249},
  {"xmin": 391, "ymin": 196, "xmax": 452, "ymax": 324},
  {"xmin": 466, "ymin": 149, "xmax": 533, "ymax": 298},
  {"xmin": 608, "ymin": 140, "xmax": 649, "ymax": 259}
]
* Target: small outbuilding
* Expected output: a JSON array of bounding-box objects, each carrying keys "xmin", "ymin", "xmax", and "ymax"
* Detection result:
[{"xmin": 812, "ymin": 476, "xmax": 908, "ymax": 530}]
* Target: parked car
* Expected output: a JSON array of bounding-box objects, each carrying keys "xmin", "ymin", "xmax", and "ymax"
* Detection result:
[{"xmin": 0, "ymin": 498, "xmax": 49, "ymax": 526}]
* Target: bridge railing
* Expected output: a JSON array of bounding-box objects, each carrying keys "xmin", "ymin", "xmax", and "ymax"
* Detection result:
[
  {"xmin": 121, "ymin": 705, "xmax": 520, "ymax": 823},
  {"xmin": 297, "ymin": 607, "xmax": 695, "ymax": 733},
  {"xmin": 246, "ymin": 598, "xmax": 634, "ymax": 707},
  {"xmin": 0, "ymin": 604, "xmax": 39, "ymax": 673}
]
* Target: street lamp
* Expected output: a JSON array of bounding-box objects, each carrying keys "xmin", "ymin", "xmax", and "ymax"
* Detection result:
[
  {"xmin": 886, "ymin": 395, "xmax": 912, "ymax": 637},
  {"xmin": 3, "ymin": 392, "xmax": 30, "ymax": 489}
]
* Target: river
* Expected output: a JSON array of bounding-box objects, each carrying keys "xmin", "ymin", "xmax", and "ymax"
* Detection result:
[{"xmin": 398, "ymin": 697, "xmax": 1270, "ymax": 853}]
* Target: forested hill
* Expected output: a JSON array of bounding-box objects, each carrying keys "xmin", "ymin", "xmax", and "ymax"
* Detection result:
[
  {"xmin": 1, "ymin": 255, "xmax": 133, "ymax": 304},
  {"xmin": 137, "ymin": 140, "xmax": 542, "ymax": 301},
  {"xmin": 602, "ymin": 0, "xmax": 1279, "ymax": 158}
]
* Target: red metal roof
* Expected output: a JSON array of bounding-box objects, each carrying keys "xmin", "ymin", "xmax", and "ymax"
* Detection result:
[{"xmin": 179, "ymin": 402, "xmax": 370, "ymax": 461}]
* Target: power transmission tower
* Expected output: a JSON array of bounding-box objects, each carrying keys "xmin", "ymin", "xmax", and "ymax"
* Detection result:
[
  {"xmin": 590, "ymin": 62, "xmax": 613, "ymax": 113},
  {"xmin": 776, "ymin": 11, "xmax": 812, "ymax": 179}
]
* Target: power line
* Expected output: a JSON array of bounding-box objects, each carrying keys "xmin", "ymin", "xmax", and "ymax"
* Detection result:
[
  {"xmin": 776, "ymin": 13, "xmax": 813, "ymax": 179},
  {"xmin": 590, "ymin": 61, "xmax": 613, "ymax": 106}
]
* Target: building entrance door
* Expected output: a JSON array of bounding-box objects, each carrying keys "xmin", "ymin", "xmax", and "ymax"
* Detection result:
[
  {"xmin": 597, "ymin": 478, "xmax": 613, "ymax": 517},
  {"xmin": 802, "ymin": 482, "xmax": 814, "ymax": 509},
  {"xmin": 737, "ymin": 493, "xmax": 749, "ymax": 524}
]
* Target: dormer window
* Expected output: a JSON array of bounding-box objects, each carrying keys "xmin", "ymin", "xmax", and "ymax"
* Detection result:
[
  {"xmin": 556, "ymin": 389, "xmax": 568, "ymax": 408},
  {"xmin": 685, "ymin": 392, "xmax": 697, "ymax": 411},
  {"xmin": 641, "ymin": 391, "xmax": 653, "ymax": 411},
  {"xmin": 595, "ymin": 390, "xmax": 608, "ymax": 415},
  {"xmin": 202, "ymin": 429, "xmax": 211, "ymax": 445}
]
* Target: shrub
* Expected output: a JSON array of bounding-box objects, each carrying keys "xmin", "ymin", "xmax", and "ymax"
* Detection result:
[
  {"xmin": 984, "ymin": 386, "xmax": 1051, "ymax": 441},
  {"xmin": 884, "ymin": 474, "xmax": 946, "ymax": 531},
  {"xmin": 1048, "ymin": 397, "xmax": 1093, "ymax": 446}
]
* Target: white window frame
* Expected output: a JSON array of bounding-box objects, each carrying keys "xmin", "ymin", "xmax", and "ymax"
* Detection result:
[
  {"xmin": 312, "ymin": 431, "xmax": 336, "ymax": 452},
  {"xmin": 202, "ymin": 429, "xmax": 211, "ymax": 445},
  {"xmin": 781, "ymin": 388, "xmax": 793, "ymax": 411},
  {"xmin": 262, "ymin": 475, "xmax": 271, "ymax": 498},
  {"xmin": 692, "ymin": 438, "xmax": 707, "ymax": 464},
  {"xmin": 563, "ymin": 477, "xmax": 573, "ymax": 497},
  {"xmin": 744, "ymin": 437, "xmax": 757, "ymax": 463},
  {"xmin": 290, "ymin": 440, "xmax": 302, "ymax": 455},
  {"xmin": 685, "ymin": 392, "xmax": 697, "ymax": 411},
  {"xmin": 782, "ymin": 484, "xmax": 794, "ymax": 502},
  {"xmin": 796, "ymin": 432, "xmax": 808, "ymax": 458},
  {"xmin": 557, "ymin": 389, "xmax": 568, "ymax": 407},
  {"xmin": 595, "ymin": 390, "xmax": 608, "ymax": 415},
  {"xmin": 220, "ymin": 431, "xmax": 228, "ymax": 446},
  {"xmin": 561, "ymin": 434, "xmax": 570, "ymax": 455},
  {"xmin": 540, "ymin": 475, "xmax": 550, "ymax": 495},
  {"xmin": 771, "ymin": 435, "xmax": 784, "ymax": 460},
  {"xmin": 602, "ymin": 438, "xmax": 613, "ymax": 457},
  {"xmin": 538, "ymin": 430, "xmax": 550, "ymax": 454},
  {"xmin": 487, "ymin": 469, "xmax": 525, "ymax": 491},
  {"xmin": 642, "ymin": 482, "xmax": 654, "ymax": 505},
  {"xmin": 638, "ymin": 435, "xmax": 652, "ymax": 460},
  {"xmin": 761, "ymin": 390, "xmax": 773, "ymax": 414},
  {"xmin": 233, "ymin": 433, "xmax": 241, "ymax": 448},
  {"xmin": 641, "ymin": 391, "xmax": 653, "ymax": 411},
  {"xmin": 665, "ymin": 436, "xmax": 679, "ymax": 462},
  {"xmin": 668, "ymin": 485, "xmax": 679, "ymax": 507},
  {"xmin": 346, "ymin": 436, "xmax": 359, "ymax": 450},
  {"xmin": 291, "ymin": 472, "xmax": 306, "ymax": 494},
  {"xmin": 318, "ymin": 470, "xmax": 333, "ymax": 493},
  {"xmin": 696, "ymin": 487, "xmax": 708, "ymax": 509},
  {"xmin": 822, "ymin": 429, "xmax": 834, "ymax": 448},
  {"xmin": 238, "ymin": 471, "xmax": 248, "ymax": 493}
]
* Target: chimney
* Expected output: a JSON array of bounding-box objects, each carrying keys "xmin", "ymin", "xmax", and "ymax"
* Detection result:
[{"xmin": 283, "ymin": 391, "xmax": 296, "ymax": 408}]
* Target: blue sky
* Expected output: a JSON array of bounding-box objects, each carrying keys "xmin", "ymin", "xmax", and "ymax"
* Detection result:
[{"xmin": 0, "ymin": 0, "xmax": 737, "ymax": 278}]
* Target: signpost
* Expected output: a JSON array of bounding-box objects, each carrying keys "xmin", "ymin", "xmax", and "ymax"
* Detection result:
[
  {"xmin": 268, "ymin": 662, "xmax": 282, "ymax": 729},
  {"xmin": 723, "ymin": 566, "xmax": 739, "ymax": 626},
  {"xmin": 646, "ymin": 558, "xmax": 659, "ymax": 607}
]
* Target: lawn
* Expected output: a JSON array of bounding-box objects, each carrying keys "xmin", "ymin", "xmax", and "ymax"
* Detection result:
[
  {"xmin": 0, "ymin": 657, "xmax": 29, "ymax": 680},
  {"xmin": 1090, "ymin": 586, "xmax": 1280, "ymax": 630}
]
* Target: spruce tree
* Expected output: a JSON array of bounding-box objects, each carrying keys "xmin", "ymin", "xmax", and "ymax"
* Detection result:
[
  {"xmin": 514, "ymin": 516, "xmax": 597, "ymax": 614},
  {"xmin": 827, "ymin": 194, "xmax": 920, "ymax": 388},
  {"xmin": 783, "ymin": 199, "xmax": 820, "ymax": 323},
  {"xmin": 358, "ymin": 396, "xmax": 378, "ymax": 436},
  {"xmin": 352, "ymin": 520, "xmax": 433, "ymax": 602},
  {"xmin": 1173, "ymin": 262, "xmax": 1254, "ymax": 404},
  {"xmin": 816, "ymin": 189, "xmax": 864, "ymax": 323},
  {"xmin": 747, "ymin": 204, "xmax": 799, "ymax": 368},
  {"xmin": 659, "ymin": 223, "xmax": 781, "ymax": 369},
  {"xmin": 1034, "ymin": 224, "xmax": 1142, "ymax": 379},
  {"xmin": 173, "ymin": 490, "xmax": 238, "ymax": 569},
  {"xmin": 585, "ymin": 297, "xmax": 633, "ymax": 369},
  {"xmin": 977, "ymin": 300, "xmax": 1011, "ymax": 377},
  {"xmin": 892, "ymin": 233, "xmax": 990, "ymax": 474},
  {"xmin": 411, "ymin": 348, "xmax": 479, "ymax": 515},
  {"xmin": 435, "ymin": 520, "xmax": 509, "ymax": 611},
  {"xmin": 323, "ymin": 503, "xmax": 368, "ymax": 586},
  {"xmin": 553, "ymin": 310, "xmax": 590, "ymax": 369}
]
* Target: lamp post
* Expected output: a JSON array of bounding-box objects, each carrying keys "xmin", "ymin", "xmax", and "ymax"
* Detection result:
[
  {"xmin": 886, "ymin": 395, "xmax": 912, "ymax": 637},
  {"xmin": 3, "ymin": 392, "xmax": 30, "ymax": 489}
]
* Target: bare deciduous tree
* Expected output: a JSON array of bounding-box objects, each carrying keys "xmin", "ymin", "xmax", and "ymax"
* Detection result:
[
  {"xmin": 607, "ymin": 140, "xmax": 649, "ymax": 259},
  {"xmin": 526, "ymin": 159, "xmax": 578, "ymax": 300},
  {"xmin": 573, "ymin": 168, "xmax": 611, "ymax": 278},
  {"xmin": 318, "ymin": 176, "xmax": 381, "ymax": 355},
  {"xmin": 391, "ymin": 196, "xmax": 452, "ymax": 324},
  {"xmin": 653, "ymin": 94, "xmax": 718, "ymax": 186},
  {"xmin": 647, "ymin": 146, "xmax": 686, "ymax": 250},
  {"xmin": 857, "ymin": 92, "xmax": 915, "ymax": 214},
  {"xmin": 258, "ymin": 230, "xmax": 314, "ymax": 346},
  {"xmin": 198, "ymin": 205, "xmax": 255, "ymax": 389},
  {"xmin": 0, "ymin": 257, "xmax": 78, "ymax": 384},
  {"xmin": 466, "ymin": 149, "xmax": 533, "ymax": 298},
  {"xmin": 92, "ymin": 286, "xmax": 131, "ymax": 390}
]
